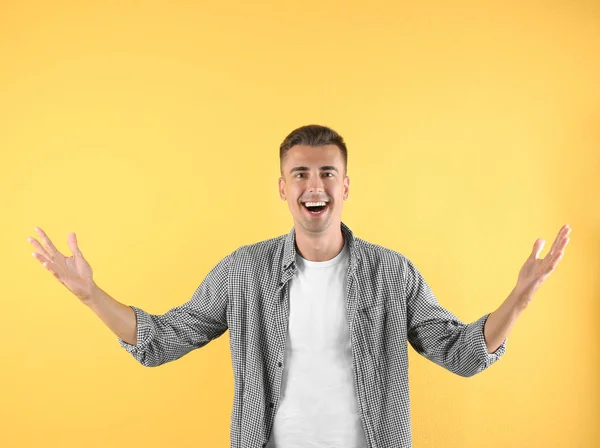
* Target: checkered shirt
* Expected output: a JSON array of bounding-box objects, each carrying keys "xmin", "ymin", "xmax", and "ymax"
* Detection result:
[{"xmin": 118, "ymin": 221, "xmax": 507, "ymax": 448}]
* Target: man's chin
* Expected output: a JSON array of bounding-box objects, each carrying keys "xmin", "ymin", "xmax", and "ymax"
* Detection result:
[{"xmin": 297, "ymin": 217, "xmax": 334, "ymax": 234}]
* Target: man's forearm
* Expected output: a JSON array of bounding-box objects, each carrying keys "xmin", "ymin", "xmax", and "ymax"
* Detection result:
[
  {"xmin": 84, "ymin": 283, "xmax": 138, "ymax": 345},
  {"xmin": 484, "ymin": 287, "xmax": 526, "ymax": 353}
]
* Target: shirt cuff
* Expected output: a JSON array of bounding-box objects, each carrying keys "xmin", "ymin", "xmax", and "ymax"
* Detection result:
[
  {"xmin": 118, "ymin": 305, "xmax": 156, "ymax": 354},
  {"xmin": 467, "ymin": 312, "xmax": 507, "ymax": 363}
]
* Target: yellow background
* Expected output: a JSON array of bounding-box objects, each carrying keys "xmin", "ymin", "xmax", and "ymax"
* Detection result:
[{"xmin": 1, "ymin": 0, "xmax": 598, "ymax": 446}]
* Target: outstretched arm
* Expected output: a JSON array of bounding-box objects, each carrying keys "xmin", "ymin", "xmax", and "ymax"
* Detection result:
[
  {"xmin": 28, "ymin": 226, "xmax": 231, "ymax": 367},
  {"xmin": 29, "ymin": 227, "xmax": 138, "ymax": 345},
  {"xmin": 484, "ymin": 224, "xmax": 571, "ymax": 353}
]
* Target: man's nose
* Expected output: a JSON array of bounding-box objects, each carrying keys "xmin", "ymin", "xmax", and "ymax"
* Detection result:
[{"xmin": 307, "ymin": 175, "xmax": 325, "ymax": 192}]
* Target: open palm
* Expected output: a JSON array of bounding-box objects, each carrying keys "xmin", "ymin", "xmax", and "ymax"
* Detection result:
[
  {"xmin": 515, "ymin": 224, "xmax": 571, "ymax": 308},
  {"xmin": 28, "ymin": 227, "xmax": 95, "ymax": 301}
]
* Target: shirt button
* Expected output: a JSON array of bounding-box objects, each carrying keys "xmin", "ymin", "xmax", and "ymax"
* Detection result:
[
  {"xmin": 262, "ymin": 444, "xmax": 267, "ymax": 448},
  {"xmin": 278, "ymin": 282, "xmax": 283, "ymax": 287},
  {"xmin": 278, "ymin": 362, "xmax": 282, "ymax": 367},
  {"xmin": 269, "ymin": 402, "xmax": 274, "ymax": 408}
]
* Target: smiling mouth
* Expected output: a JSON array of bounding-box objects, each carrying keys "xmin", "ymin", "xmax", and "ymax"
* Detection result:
[{"xmin": 302, "ymin": 202, "xmax": 329, "ymax": 216}]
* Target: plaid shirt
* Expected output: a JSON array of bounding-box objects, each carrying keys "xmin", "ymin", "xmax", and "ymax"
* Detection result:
[{"xmin": 119, "ymin": 222, "xmax": 507, "ymax": 448}]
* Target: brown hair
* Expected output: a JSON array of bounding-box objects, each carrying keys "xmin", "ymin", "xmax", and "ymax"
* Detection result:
[{"xmin": 279, "ymin": 124, "xmax": 348, "ymax": 176}]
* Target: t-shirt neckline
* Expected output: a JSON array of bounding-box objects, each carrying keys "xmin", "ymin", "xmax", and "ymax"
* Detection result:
[{"xmin": 296, "ymin": 238, "xmax": 348, "ymax": 268}]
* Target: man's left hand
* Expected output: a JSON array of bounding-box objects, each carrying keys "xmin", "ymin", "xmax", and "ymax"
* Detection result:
[{"xmin": 513, "ymin": 224, "xmax": 571, "ymax": 310}]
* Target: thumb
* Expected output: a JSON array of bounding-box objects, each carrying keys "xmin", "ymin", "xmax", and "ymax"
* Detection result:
[
  {"xmin": 68, "ymin": 232, "xmax": 84, "ymax": 259},
  {"xmin": 531, "ymin": 238, "xmax": 545, "ymax": 259}
]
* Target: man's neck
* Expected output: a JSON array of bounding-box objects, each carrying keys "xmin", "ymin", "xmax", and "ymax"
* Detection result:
[{"xmin": 294, "ymin": 222, "xmax": 345, "ymax": 262}]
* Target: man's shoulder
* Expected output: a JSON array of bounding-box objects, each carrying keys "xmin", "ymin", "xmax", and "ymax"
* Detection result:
[
  {"xmin": 228, "ymin": 233, "xmax": 287, "ymax": 265},
  {"xmin": 355, "ymin": 238, "xmax": 410, "ymax": 269},
  {"xmin": 354, "ymin": 236, "xmax": 409, "ymax": 267}
]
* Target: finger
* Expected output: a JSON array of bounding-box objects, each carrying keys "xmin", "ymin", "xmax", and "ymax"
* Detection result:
[
  {"xmin": 31, "ymin": 251, "xmax": 51, "ymax": 266},
  {"xmin": 34, "ymin": 227, "xmax": 62, "ymax": 260},
  {"xmin": 545, "ymin": 235, "xmax": 570, "ymax": 272},
  {"xmin": 546, "ymin": 228, "xmax": 565, "ymax": 258},
  {"xmin": 46, "ymin": 263, "xmax": 63, "ymax": 281},
  {"xmin": 35, "ymin": 253, "xmax": 66, "ymax": 284},
  {"xmin": 549, "ymin": 241, "xmax": 568, "ymax": 270},
  {"xmin": 531, "ymin": 239, "xmax": 545, "ymax": 259},
  {"xmin": 28, "ymin": 236, "xmax": 52, "ymax": 260},
  {"xmin": 553, "ymin": 236, "xmax": 570, "ymax": 263},
  {"xmin": 67, "ymin": 232, "xmax": 84, "ymax": 259},
  {"xmin": 32, "ymin": 252, "xmax": 61, "ymax": 280},
  {"xmin": 548, "ymin": 228, "xmax": 571, "ymax": 260},
  {"xmin": 549, "ymin": 225, "xmax": 571, "ymax": 257}
]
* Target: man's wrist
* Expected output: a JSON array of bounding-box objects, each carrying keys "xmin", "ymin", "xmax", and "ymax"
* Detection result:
[
  {"xmin": 506, "ymin": 286, "xmax": 531, "ymax": 315},
  {"xmin": 81, "ymin": 281, "xmax": 101, "ymax": 306}
]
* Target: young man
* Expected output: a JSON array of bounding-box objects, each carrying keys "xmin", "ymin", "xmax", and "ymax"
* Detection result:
[{"xmin": 29, "ymin": 124, "xmax": 571, "ymax": 448}]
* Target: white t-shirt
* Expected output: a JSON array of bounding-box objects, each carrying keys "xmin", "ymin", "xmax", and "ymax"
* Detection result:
[{"xmin": 267, "ymin": 238, "xmax": 369, "ymax": 448}]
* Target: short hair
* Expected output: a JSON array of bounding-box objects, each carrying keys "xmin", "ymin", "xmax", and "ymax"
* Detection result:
[{"xmin": 279, "ymin": 124, "xmax": 348, "ymax": 176}]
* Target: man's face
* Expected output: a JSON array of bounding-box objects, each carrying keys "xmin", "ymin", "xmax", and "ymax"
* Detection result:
[{"xmin": 278, "ymin": 144, "xmax": 349, "ymax": 235}]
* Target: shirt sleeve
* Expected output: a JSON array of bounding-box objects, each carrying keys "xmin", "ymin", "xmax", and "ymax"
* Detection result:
[
  {"xmin": 118, "ymin": 252, "xmax": 231, "ymax": 367},
  {"xmin": 403, "ymin": 257, "xmax": 507, "ymax": 377}
]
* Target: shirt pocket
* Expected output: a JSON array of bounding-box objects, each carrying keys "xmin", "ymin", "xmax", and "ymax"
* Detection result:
[{"xmin": 356, "ymin": 300, "xmax": 407, "ymax": 369}]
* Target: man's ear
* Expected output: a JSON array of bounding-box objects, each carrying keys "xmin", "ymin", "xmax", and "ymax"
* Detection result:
[
  {"xmin": 343, "ymin": 176, "xmax": 350, "ymax": 200},
  {"xmin": 278, "ymin": 177, "xmax": 286, "ymax": 200}
]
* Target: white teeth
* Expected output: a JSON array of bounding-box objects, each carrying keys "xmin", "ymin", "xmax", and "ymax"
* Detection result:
[{"xmin": 304, "ymin": 201, "xmax": 327, "ymax": 207}]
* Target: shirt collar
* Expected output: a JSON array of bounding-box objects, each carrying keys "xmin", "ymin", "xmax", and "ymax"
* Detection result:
[{"xmin": 282, "ymin": 221, "xmax": 360, "ymax": 272}]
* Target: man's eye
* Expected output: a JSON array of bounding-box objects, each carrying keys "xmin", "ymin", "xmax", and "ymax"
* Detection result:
[{"xmin": 295, "ymin": 172, "xmax": 333, "ymax": 178}]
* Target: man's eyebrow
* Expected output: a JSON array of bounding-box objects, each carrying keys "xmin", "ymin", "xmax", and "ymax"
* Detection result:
[{"xmin": 289, "ymin": 165, "xmax": 339, "ymax": 174}]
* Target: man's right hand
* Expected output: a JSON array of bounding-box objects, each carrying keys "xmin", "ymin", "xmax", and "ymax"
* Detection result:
[{"xmin": 28, "ymin": 227, "xmax": 96, "ymax": 303}]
